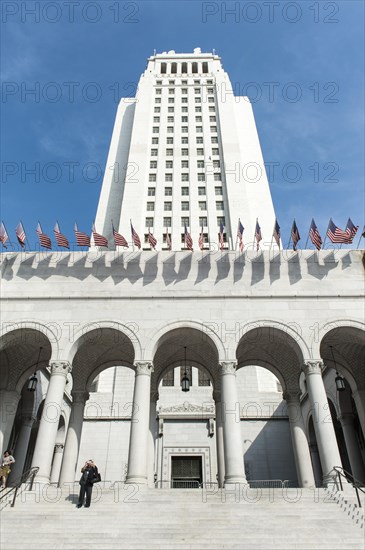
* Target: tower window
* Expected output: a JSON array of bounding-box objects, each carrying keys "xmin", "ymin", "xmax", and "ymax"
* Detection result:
[
  {"xmin": 165, "ymin": 187, "xmax": 172, "ymax": 196},
  {"xmin": 181, "ymin": 160, "xmax": 189, "ymax": 168},
  {"xmin": 181, "ymin": 217, "xmax": 189, "ymax": 226},
  {"xmin": 149, "ymin": 174, "xmax": 156, "ymax": 182},
  {"xmin": 198, "ymin": 173, "xmax": 205, "ymax": 181},
  {"xmin": 214, "ymin": 173, "xmax": 222, "ymax": 181},
  {"xmin": 198, "ymin": 186, "xmax": 206, "ymax": 195},
  {"xmin": 199, "ymin": 217, "xmax": 207, "ymax": 226},
  {"xmin": 197, "ymin": 160, "xmax": 205, "ymax": 168},
  {"xmin": 199, "ymin": 201, "xmax": 207, "ymax": 210},
  {"xmin": 150, "ymin": 161, "xmax": 157, "ymax": 169},
  {"xmin": 181, "ymin": 173, "xmax": 189, "ymax": 181},
  {"xmin": 151, "ymin": 149, "xmax": 158, "ymax": 156},
  {"xmin": 181, "ymin": 187, "xmax": 189, "ymax": 195},
  {"xmin": 163, "ymin": 217, "xmax": 172, "ymax": 227},
  {"xmin": 152, "ymin": 127, "xmax": 159, "ymax": 134},
  {"xmin": 217, "ymin": 216, "xmax": 225, "ymax": 226},
  {"xmin": 146, "ymin": 202, "xmax": 155, "ymax": 211},
  {"xmin": 165, "ymin": 174, "xmax": 173, "ymax": 182},
  {"xmin": 181, "ymin": 137, "xmax": 188, "ymax": 144},
  {"xmin": 145, "ymin": 217, "xmax": 153, "ymax": 227},
  {"xmin": 181, "ymin": 201, "xmax": 189, "ymax": 211},
  {"xmin": 166, "ymin": 148, "xmax": 173, "ymax": 156},
  {"xmin": 148, "ymin": 187, "xmax": 156, "ymax": 196},
  {"xmin": 164, "ymin": 202, "xmax": 172, "ymax": 211},
  {"xmin": 215, "ymin": 186, "xmax": 223, "ymax": 195},
  {"xmin": 166, "ymin": 161, "xmax": 173, "ymax": 169},
  {"xmin": 216, "ymin": 201, "xmax": 224, "ymax": 210},
  {"xmin": 182, "ymin": 148, "xmax": 189, "ymax": 156}
]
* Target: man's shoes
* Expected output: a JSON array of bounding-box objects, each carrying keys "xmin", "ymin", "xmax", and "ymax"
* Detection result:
[
  {"xmin": 76, "ymin": 504, "xmax": 82, "ymax": 508},
  {"xmin": 84, "ymin": 504, "xmax": 90, "ymax": 508}
]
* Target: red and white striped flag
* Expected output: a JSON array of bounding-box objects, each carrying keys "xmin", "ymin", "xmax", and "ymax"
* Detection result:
[
  {"xmin": 273, "ymin": 219, "xmax": 281, "ymax": 248},
  {"xmin": 92, "ymin": 224, "xmax": 108, "ymax": 248},
  {"xmin": 291, "ymin": 220, "xmax": 300, "ymax": 251},
  {"xmin": 130, "ymin": 221, "xmax": 141, "ymax": 249},
  {"xmin": 326, "ymin": 219, "xmax": 349, "ymax": 244},
  {"xmin": 54, "ymin": 222, "xmax": 69, "ymax": 249},
  {"xmin": 309, "ymin": 219, "xmax": 322, "ymax": 250},
  {"xmin": 198, "ymin": 227, "xmax": 204, "ymax": 250},
  {"xmin": 0, "ymin": 222, "xmax": 8, "ymax": 248},
  {"xmin": 184, "ymin": 224, "xmax": 193, "ymax": 251},
  {"xmin": 345, "ymin": 218, "xmax": 359, "ymax": 243},
  {"xmin": 15, "ymin": 221, "xmax": 26, "ymax": 248},
  {"xmin": 74, "ymin": 223, "xmax": 91, "ymax": 247},
  {"xmin": 237, "ymin": 219, "xmax": 244, "ymax": 252},
  {"xmin": 36, "ymin": 223, "xmax": 52, "ymax": 250},
  {"xmin": 113, "ymin": 226, "xmax": 129, "ymax": 248},
  {"xmin": 165, "ymin": 229, "xmax": 171, "ymax": 251},
  {"xmin": 148, "ymin": 229, "xmax": 157, "ymax": 250}
]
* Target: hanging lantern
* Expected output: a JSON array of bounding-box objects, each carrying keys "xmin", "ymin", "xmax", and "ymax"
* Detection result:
[
  {"xmin": 27, "ymin": 346, "xmax": 42, "ymax": 392},
  {"xmin": 181, "ymin": 346, "xmax": 190, "ymax": 392},
  {"xmin": 330, "ymin": 345, "xmax": 346, "ymax": 392}
]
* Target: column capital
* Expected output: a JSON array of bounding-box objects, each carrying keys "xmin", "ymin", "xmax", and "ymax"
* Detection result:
[
  {"xmin": 54, "ymin": 443, "xmax": 64, "ymax": 452},
  {"xmin": 134, "ymin": 361, "xmax": 153, "ymax": 375},
  {"xmin": 49, "ymin": 361, "xmax": 72, "ymax": 377},
  {"xmin": 283, "ymin": 390, "xmax": 301, "ymax": 404},
  {"xmin": 219, "ymin": 361, "xmax": 237, "ymax": 375},
  {"xmin": 71, "ymin": 390, "xmax": 90, "ymax": 404},
  {"xmin": 302, "ymin": 360, "xmax": 324, "ymax": 376}
]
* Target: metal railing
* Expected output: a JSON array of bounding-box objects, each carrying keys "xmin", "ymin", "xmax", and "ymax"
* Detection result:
[
  {"xmin": 248, "ymin": 479, "xmax": 297, "ymax": 488},
  {"xmin": 333, "ymin": 466, "xmax": 365, "ymax": 508},
  {"xmin": 155, "ymin": 479, "xmax": 219, "ymax": 489},
  {"xmin": 0, "ymin": 466, "xmax": 39, "ymax": 508}
]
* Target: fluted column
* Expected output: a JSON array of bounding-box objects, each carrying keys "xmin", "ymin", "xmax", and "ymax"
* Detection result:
[
  {"xmin": 126, "ymin": 362, "xmax": 153, "ymax": 485},
  {"xmin": 352, "ymin": 389, "xmax": 365, "ymax": 439},
  {"xmin": 0, "ymin": 390, "xmax": 21, "ymax": 455},
  {"xmin": 50, "ymin": 444, "xmax": 64, "ymax": 484},
  {"xmin": 302, "ymin": 361, "xmax": 342, "ymax": 485},
  {"xmin": 7, "ymin": 414, "xmax": 36, "ymax": 485},
  {"xmin": 213, "ymin": 391, "xmax": 225, "ymax": 488},
  {"xmin": 338, "ymin": 413, "xmax": 365, "ymax": 484},
  {"xmin": 59, "ymin": 390, "xmax": 89, "ymax": 485},
  {"xmin": 283, "ymin": 391, "xmax": 315, "ymax": 488},
  {"xmin": 220, "ymin": 362, "xmax": 246, "ymax": 485},
  {"xmin": 31, "ymin": 361, "xmax": 72, "ymax": 483}
]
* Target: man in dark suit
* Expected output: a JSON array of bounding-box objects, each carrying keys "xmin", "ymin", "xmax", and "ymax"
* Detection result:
[{"xmin": 77, "ymin": 460, "xmax": 99, "ymax": 508}]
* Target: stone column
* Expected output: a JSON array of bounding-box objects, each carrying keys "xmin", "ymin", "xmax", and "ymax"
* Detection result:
[
  {"xmin": 7, "ymin": 414, "xmax": 36, "ymax": 485},
  {"xmin": 173, "ymin": 367, "xmax": 180, "ymax": 387},
  {"xmin": 126, "ymin": 362, "xmax": 153, "ymax": 485},
  {"xmin": 31, "ymin": 361, "xmax": 72, "ymax": 483},
  {"xmin": 192, "ymin": 367, "xmax": 199, "ymax": 387},
  {"xmin": 302, "ymin": 361, "xmax": 342, "ymax": 485},
  {"xmin": 50, "ymin": 444, "xmax": 64, "ymax": 484},
  {"xmin": 148, "ymin": 391, "xmax": 159, "ymax": 488},
  {"xmin": 352, "ymin": 389, "xmax": 365, "ymax": 439},
  {"xmin": 283, "ymin": 391, "xmax": 315, "ymax": 488},
  {"xmin": 338, "ymin": 413, "xmax": 365, "ymax": 484},
  {"xmin": 0, "ymin": 390, "xmax": 21, "ymax": 455},
  {"xmin": 213, "ymin": 391, "xmax": 225, "ymax": 488},
  {"xmin": 59, "ymin": 391, "xmax": 89, "ymax": 486},
  {"xmin": 220, "ymin": 362, "xmax": 246, "ymax": 485}
]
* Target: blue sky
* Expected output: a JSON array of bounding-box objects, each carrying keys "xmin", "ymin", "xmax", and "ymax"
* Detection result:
[{"xmin": 1, "ymin": 0, "xmax": 364, "ymax": 250}]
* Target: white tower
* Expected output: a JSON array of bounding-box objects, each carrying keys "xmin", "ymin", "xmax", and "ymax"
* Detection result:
[{"xmin": 95, "ymin": 48, "xmax": 276, "ymax": 250}]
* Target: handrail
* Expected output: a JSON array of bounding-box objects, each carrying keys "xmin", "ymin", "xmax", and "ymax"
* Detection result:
[
  {"xmin": 0, "ymin": 466, "xmax": 39, "ymax": 508},
  {"xmin": 333, "ymin": 466, "xmax": 365, "ymax": 508}
]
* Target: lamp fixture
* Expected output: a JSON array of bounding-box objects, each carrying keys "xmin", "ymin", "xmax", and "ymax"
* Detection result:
[
  {"xmin": 330, "ymin": 345, "xmax": 346, "ymax": 392},
  {"xmin": 181, "ymin": 346, "xmax": 190, "ymax": 392},
  {"xmin": 27, "ymin": 346, "xmax": 42, "ymax": 392}
]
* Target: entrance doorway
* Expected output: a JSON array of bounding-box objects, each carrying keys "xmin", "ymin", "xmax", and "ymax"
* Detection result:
[{"xmin": 171, "ymin": 456, "xmax": 202, "ymax": 488}]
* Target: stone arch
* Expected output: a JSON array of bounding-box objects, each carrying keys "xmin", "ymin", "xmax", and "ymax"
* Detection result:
[
  {"xmin": 0, "ymin": 325, "xmax": 54, "ymax": 393},
  {"xmin": 236, "ymin": 321, "xmax": 308, "ymax": 392},
  {"xmin": 150, "ymin": 324, "xmax": 221, "ymax": 393},
  {"xmin": 68, "ymin": 323, "xmax": 138, "ymax": 391}
]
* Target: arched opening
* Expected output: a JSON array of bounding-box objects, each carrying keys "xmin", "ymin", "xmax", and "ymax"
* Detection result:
[
  {"xmin": 161, "ymin": 62, "xmax": 167, "ymax": 74},
  {"xmin": 192, "ymin": 62, "xmax": 198, "ymax": 74},
  {"xmin": 171, "ymin": 62, "xmax": 177, "ymax": 74},
  {"xmin": 181, "ymin": 62, "xmax": 188, "ymax": 74}
]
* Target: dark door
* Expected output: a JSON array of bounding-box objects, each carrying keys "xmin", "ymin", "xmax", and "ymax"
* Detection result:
[{"xmin": 171, "ymin": 456, "xmax": 202, "ymax": 488}]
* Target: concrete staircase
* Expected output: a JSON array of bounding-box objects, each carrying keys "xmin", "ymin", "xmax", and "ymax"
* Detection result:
[{"xmin": 1, "ymin": 483, "xmax": 364, "ymax": 549}]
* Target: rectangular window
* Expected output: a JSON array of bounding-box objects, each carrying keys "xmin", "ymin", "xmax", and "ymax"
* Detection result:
[
  {"xmin": 164, "ymin": 202, "xmax": 172, "ymax": 211},
  {"xmin": 207, "ymin": 88, "xmax": 214, "ymax": 94},
  {"xmin": 208, "ymin": 97, "xmax": 214, "ymax": 103},
  {"xmin": 181, "ymin": 201, "xmax": 189, "ymax": 211},
  {"xmin": 165, "ymin": 174, "xmax": 173, "ymax": 182},
  {"xmin": 198, "ymin": 173, "xmax": 205, "ymax": 182},
  {"xmin": 167, "ymin": 126, "xmax": 174, "ymax": 133},
  {"xmin": 213, "ymin": 160, "xmax": 220, "ymax": 168},
  {"xmin": 168, "ymin": 106, "xmax": 174, "ymax": 113},
  {"xmin": 217, "ymin": 216, "xmax": 225, "ymax": 226},
  {"xmin": 155, "ymin": 98, "xmax": 161, "ymax": 104},
  {"xmin": 199, "ymin": 201, "xmax": 207, "ymax": 210},
  {"xmin": 152, "ymin": 127, "xmax": 159, "ymax": 134},
  {"xmin": 214, "ymin": 173, "xmax": 222, "ymax": 181},
  {"xmin": 211, "ymin": 136, "xmax": 218, "ymax": 143},
  {"xmin": 148, "ymin": 187, "xmax": 156, "ymax": 196},
  {"xmin": 166, "ymin": 160, "xmax": 173, "ymax": 169},
  {"xmin": 215, "ymin": 186, "xmax": 223, "ymax": 195},
  {"xmin": 194, "ymin": 80, "xmax": 200, "ymax": 84},
  {"xmin": 181, "ymin": 160, "xmax": 189, "ymax": 168},
  {"xmin": 198, "ymin": 186, "xmax": 206, "ymax": 195},
  {"xmin": 166, "ymin": 137, "xmax": 174, "ymax": 144},
  {"xmin": 182, "ymin": 80, "xmax": 188, "ymax": 85},
  {"xmin": 168, "ymin": 98, "xmax": 175, "ymax": 103},
  {"xmin": 151, "ymin": 138, "xmax": 159, "ymax": 144},
  {"xmin": 145, "ymin": 217, "xmax": 153, "ymax": 227},
  {"xmin": 195, "ymin": 97, "xmax": 201, "ymax": 103},
  {"xmin": 194, "ymin": 88, "xmax": 201, "ymax": 94},
  {"xmin": 181, "ymin": 187, "xmax": 189, "ymax": 195},
  {"xmin": 195, "ymin": 116, "xmax": 202, "ymax": 122},
  {"xmin": 156, "ymin": 80, "xmax": 162, "ymax": 85},
  {"xmin": 168, "ymin": 88, "xmax": 175, "ymax": 94},
  {"xmin": 182, "ymin": 148, "xmax": 189, "ymax": 156},
  {"xmin": 181, "ymin": 116, "xmax": 188, "ymax": 123},
  {"xmin": 209, "ymin": 116, "xmax": 216, "ymax": 122},
  {"xmin": 150, "ymin": 161, "xmax": 157, "ymax": 169},
  {"xmin": 199, "ymin": 217, "xmax": 207, "ymax": 227},
  {"xmin": 166, "ymin": 148, "xmax": 173, "ymax": 156},
  {"xmin": 209, "ymin": 106, "xmax": 215, "ymax": 112},
  {"xmin": 195, "ymin": 106, "xmax": 202, "ymax": 113},
  {"xmin": 155, "ymin": 89, "xmax": 162, "ymax": 95},
  {"xmin": 163, "ymin": 217, "xmax": 171, "ymax": 227},
  {"xmin": 196, "ymin": 137, "xmax": 203, "ymax": 144},
  {"xmin": 151, "ymin": 149, "xmax": 158, "ymax": 156},
  {"xmin": 207, "ymin": 80, "xmax": 213, "ymax": 84},
  {"xmin": 196, "ymin": 126, "xmax": 203, "ymax": 133},
  {"xmin": 210, "ymin": 126, "xmax": 217, "ymax": 132},
  {"xmin": 181, "ymin": 173, "xmax": 189, "ymax": 181},
  {"xmin": 182, "ymin": 106, "xmax": 188, "ymax": 113},
  {"xmin": 165, "ymin": 187, "xmax": 172, "ymax": 196},
  {"xmin": 149, "ymin": 174, "xmax": 156, "ymax": 182},
  {"xmin": 163, "ymin": 233, "xmax": 171, "ymax": 244},
  {"xmin": 181, "ymin": 126, "xmax": 188, "ymax": 133},
  {"xmin": 181, "ymin": 97, "xmax": 188, "ymax": 103},
  {"xmin": 216, "ymin": 201, "xmax": 224, "ymax": 210},
  {"xmin": 197, "ymin": 160, "xmax": 205, "ymax": 169},
  {"xmin": 181, "ymin": 137, "xmax": 188, "ymax": 144},
  {"xmin": 169, "ymin": 80, "xmax": 174, "ymax": 85},
  {"xmin": 181, "ymin": 217, "xmax": 189, "ymax": 226},
  {"xmin": 197, "ymin": 148, "xmax": 204, "ymax": 155},
  {"xmin": 212, "ymin": 148, "xmax": 219, "ymax": 155},
  {"xmin": 154, "ymin": 107, "xmax": 160, "ymax": 113},
  {"xmin": 182, "ymin": 88, "xmax": 188, "ymax": 94},
  {"xmin": 146, "ymin": 202, "xmax": 155, "ymax": 211},
  {"xmin": 153, "ymin": 117, "xmax": 160, "ymax": 123},
  {"xmin": 167, "ymin": 116, "xmax": 174, "ymax": 123}
]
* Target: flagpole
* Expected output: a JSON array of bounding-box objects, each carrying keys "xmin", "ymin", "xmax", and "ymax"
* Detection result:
[
  {"xmin": 356, "ymin": 226, "xmax": 365, "ymax": 249},
  {"xmin": 2, "ymin": 221, "xmax": 13, "ymax": 249},
  {"xmin": 304, "ymin": 227, "xmax": 310, "ymax": 249},
  {"xmin": 322, "ymin": 219, "xmax": 331, "ymax": 248},
  {"xmin": 21, "ymin": 219, "xmax": 30, "ymax": 251}
]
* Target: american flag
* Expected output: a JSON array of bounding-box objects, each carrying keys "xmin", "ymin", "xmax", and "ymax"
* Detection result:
[
  {"xmin": 219, "ymin": 222, "xmax": 225, "ymax": 250},
  {"xmin": 165, "ymin": 229, "xmax": 172, "ymax": 251},
  {"xmin": 113, "ymin": 226, "xmax": 128, "ymax": 248},
  {"xmin": 54, "ymin": 222, "xmax": 69, "ymax": 249},
  {"xmin": 184, "ymin": 224, "xmax": 193, "ymax": 251},
  {"xmin": 326, "ymin": 219, "xmax": 350, "ymax": 244},
  {"xmin": 74, "ymin": 223, "xmax": 91, "ymax": 247},
  {"xmin": 15, "ymin": 221, "xmax": 26, "ymax": 248},
  {"xmin": 92, "ymin": 224, "xmax": 108, "ymax": 248},
  {"xmin": 0, "ymin": 222, "xmax": 8, "ymax": 248},
  {"xmin": 36, "ymin": 222, "xmax": 52, "ymax": 250},
  {"xmin": 198, "ymin": 227, "xmax": 204, "ymax": 250},
  {"xmin": 148, "ymin": 229, "xmax": 157, "ymax": 250},
  {"xmin": 345, "ymin": 218, "xmax": 359, "ymax": 243},
  {"xmin": 273, "ymin": 219, "xmax": 281, "ymax": 248},
  {"xmin": 255, "ymin": 220, "xmax": 262, "ymax": 251},
  {"xmin": 237, "ymin": 219, "xmax": 244, "ymax": 252},
  {"xmin": 130, "ymin": 221, "xmax": 141, "ymax": 249},
  {"xmin": 309, "ymin": 219, "xmax": 322, "ymax": 250},
  {"xmin": 291, "ymin": 220, "xmax": 300, "ymax": 251}
]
